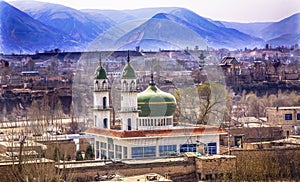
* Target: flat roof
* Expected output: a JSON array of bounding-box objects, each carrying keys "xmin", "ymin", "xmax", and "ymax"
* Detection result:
[
  {"xmin": 56, "ymin": 157, "xmax": 185, "ymax": 169},
  {"xmin": 85, "ymin": 126, "xmax": 226, "ymax": 139},
  {"xmin": 267, "ymin": 106, "xmax": 300, "ymax": 110}
]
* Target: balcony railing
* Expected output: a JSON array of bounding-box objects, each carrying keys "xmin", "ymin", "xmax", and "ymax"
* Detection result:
[
  {"xmin": 92, "ymin": 105, "xmax": 111, "ymax": 110},
  {"xmin": 120, "ymin": 107, "xmax": 138, "ymax": 112}
]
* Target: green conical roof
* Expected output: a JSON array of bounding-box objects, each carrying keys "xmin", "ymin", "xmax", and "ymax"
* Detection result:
[
  {"xmin": 121, "ymin": 63, "xmax": 136, "ymax": 79},
  {"xmin": 94, "ymin": 65, "xmax": 107, "ymax": 79},
  {"xmin": 137, "ymin": 85, "xmax": 177, "ymax": 117}
]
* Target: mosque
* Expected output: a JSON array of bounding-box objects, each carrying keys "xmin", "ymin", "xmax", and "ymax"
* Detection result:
[{"xmin": 85, "ymin": 53, "xmax": 226, "ymax": 159}]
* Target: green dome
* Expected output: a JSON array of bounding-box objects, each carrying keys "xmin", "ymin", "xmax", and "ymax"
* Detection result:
[
  {"xmin": 137, "ymin": 85, "xmax": 177, "ymax": 117},
  {"xmin": 121, "ymin": 63, "xmax": 136, "ymax": 79},
  {"xmin": 94, "ymin": 65, "xmax": 107, "ymax": 79}
]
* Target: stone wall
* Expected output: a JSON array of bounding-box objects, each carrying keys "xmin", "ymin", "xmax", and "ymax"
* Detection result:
[
  {"xmin": 266, "ymin": 107, "xmax": 300, "ymax": 135},
  {"xmin": 61, "ymin": 157, "xmax": 196, "ymax": 182},
  {"xmin": 195, "ymin": 155, "xmax": 236, "ymax": 180}
]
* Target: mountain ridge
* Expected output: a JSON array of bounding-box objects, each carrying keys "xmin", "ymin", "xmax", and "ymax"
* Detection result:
[
  {"xmin": 0, "ymin": 1, "xmax": 79, "ymax": 54},
  {"xmin": 1, "ymin": 1, "xmax": 300, "ymax": 53}
]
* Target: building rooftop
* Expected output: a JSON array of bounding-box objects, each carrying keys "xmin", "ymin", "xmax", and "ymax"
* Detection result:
[
  {"xmin": 85, "ymin": 126, "xmax": 226, "ymax": 139},
  {"xmin": 267, "ymin": 106, "xmax": 300, "ymax": 110},
  {"xmin": 219, "ymin": 57, "xmax": 240, "ymax": 66}
]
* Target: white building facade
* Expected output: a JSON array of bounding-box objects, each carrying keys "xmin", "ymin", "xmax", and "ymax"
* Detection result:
[{"xmin": 86, "ymin": 54, "xmax": 226, "ymax": 160}]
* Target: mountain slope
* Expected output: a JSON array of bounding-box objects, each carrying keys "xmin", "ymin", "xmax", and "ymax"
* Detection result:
[
  {"xmin": 261, "ymin": 13, "xmax": 300, "ymax": 41},
  {"xmin": 0, "ymin": 1, "xmax": 78, "ymax": 54},
  {"xmin": 11, "ymin": 1, "xmax": 112, "ymax": 43},
  {"xmin": 219, "ymin": 21, "xmax": 272, "ymax": 38},
  {"xmin": 267, "ymin": 33, "xmax": 300, "ymax": 47},
  {"xmin": 114, "ymin": 13, "xmax": 208, "ymax": 51},
  {"xmin": 168, "ymin": 8, "xmax": 264, "ymax": 49}
]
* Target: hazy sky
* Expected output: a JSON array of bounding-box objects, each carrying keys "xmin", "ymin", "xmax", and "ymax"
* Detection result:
[{"xmin": 9, "ymin": 0, "xmax": 300, "ymax": 22}]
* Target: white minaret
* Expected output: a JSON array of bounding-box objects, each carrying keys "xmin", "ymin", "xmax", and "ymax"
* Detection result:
[
  {"xmin": 120, "ymin": 51, "xmax": 139, "ymax": 130},
  {"xmin": 93, "ymin": 59, "xmax": 111, "ymax": 129}
]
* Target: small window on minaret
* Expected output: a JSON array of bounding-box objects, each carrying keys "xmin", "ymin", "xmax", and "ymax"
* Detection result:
[
  {"xmin": 102, "ymin": 80, "xmax": 106, "ymax": 89},
  {"xmin": 103, "ymin": 97, "xmax": 107, "ymax": 109},
  {"xmin": 95, "ymin": 81, "xmax": 99, "ymax": 90},
  {"xmin": 103, "ymin": 118, "xmax": 108, "ymax": 128},
  {"xmin": 130, "ymin": 81, "xmax": 135, "ymax": 90},
  {"xmin": 123, "ymin": 81, "xmax": 128, "ymax": 91},
  {"xmin": 127, "ymin": 118, "xmax": 132, "ymax": 130}
]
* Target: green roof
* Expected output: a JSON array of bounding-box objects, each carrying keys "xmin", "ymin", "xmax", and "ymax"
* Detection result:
[
  {"xmin": 94, "ymin": 65, "xmax": 107, "ymax": 79},
  {"xmin": 137, "ymin": 85, "xmax": 176, "ymax": 117},
  {"xmin": 121, "ymin": 63, "xmax": 136, "ymax": 79}
]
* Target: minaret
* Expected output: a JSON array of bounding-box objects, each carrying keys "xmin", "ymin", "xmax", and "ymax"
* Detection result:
[
  {"xmin": 120, "ymin": 51, "xmax": 139, "ymax": 130},
  {"xmin": 93, "ymin": 58, "xmax": 111, "ymax": 129}
]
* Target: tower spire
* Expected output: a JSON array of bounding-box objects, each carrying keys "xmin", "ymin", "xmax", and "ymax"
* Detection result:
[
  {"xmin": 99, "ymin": 54, "xmax": 102, "ymax": 66},
  {"xmin": 149, "ymin": 72, "xmax": 155, "ymax": 86},
  {"xmin": 127, "ymin": 50, "xmax": 130, "ymax": 63}
]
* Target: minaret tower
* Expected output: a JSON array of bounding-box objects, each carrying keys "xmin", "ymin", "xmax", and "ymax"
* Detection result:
[
  {"xmin": 120, "ymin": 51, "xmax": 139, "ymax": 130},
  {"xmin": 93, "ymin": 58, "xmax": 111, "ymax": 129}
]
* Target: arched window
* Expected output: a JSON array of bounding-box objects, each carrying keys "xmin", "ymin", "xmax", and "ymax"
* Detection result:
[
  {"xmin": 102, "ymin": 80, "xmax": 107, "ymax": 89},
  {"xmin": 103, "ymin": 97, "xmax": 107, "ymax": 109},
  {"xmin": 103, "ymin": 118, "xmax": 108, "ymax": 128},
  {"xmin": 130, "ymin": 81, "xmax": 135, "ymax": 91},
  {"xmin": 123, "ymin": 81, "xmax": 128, "ymax": 91},
  {"xmin": 95, "ymin": 80, "xmax": 99, "ymax": 90},
  {"xmin": 127, "ymin": 118, "xmax": 131, "ymax": 130}
]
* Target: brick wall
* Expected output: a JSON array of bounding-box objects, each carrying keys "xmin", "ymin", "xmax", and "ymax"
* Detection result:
[{"xmin": 195, "ymin": 155, "xmax": 236, "ymax": 180}]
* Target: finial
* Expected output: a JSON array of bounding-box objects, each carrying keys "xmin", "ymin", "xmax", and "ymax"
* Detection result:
[
  {"xmin": 99, "ymin": 54, "xmax": 102, "ymax": 66},
  {"xmin": 149, "ymin": 72, "xmax": 156, "ymax": 86},
  {"xmin": 127, "ymin": 50, "xmax": 130, "ymax": 63}
]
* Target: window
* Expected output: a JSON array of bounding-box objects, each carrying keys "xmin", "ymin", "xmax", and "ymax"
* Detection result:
[
  {"xmin": 101, "ymin": 150, "xmax": 107, "ymax": 159},
  {"xmin": 115, "ymin": 145, "xmax": 122, "ymax": 159},
  {"xmin": 128, "ymin": 118, "xmax": 131, "ymax": 130},
  {"xmin": 180, "ymin": 144, "xmax": 196, "ymax": 153},
  {"xmin": 102, "ymin": 80, "xmax": 106, "ymax": 89},
  {"xmin": 103, "ymin": 97, "xmax": 107, "ymax": 109},
  {"xmin": 103, "ymin": 118, "xmax": 108, "ymax": 128},
  {"xmin": 108, "ymin": 143, "xmax": 114, "ymax": 150},
  {"xmin": 297, "ymin": 113, "xmax": 300, "ymax": 120},
  {"xmin": 96, "ymin": 141, "xmax": 100, "ymax": 159},
  {"xmin": 131, "ymin": 146, "xmax": 156, "ymax": 158},
  {"xmin": 204, "ymin": 142, "xmax": 217, "ymax": 155},
  {"xmin": 100, "ymin": 142, "xmax": 107, "ymax": 159},
  {"xmin": 108, "ymin": 151, "xmax": 114, "ymax": 159},
  {"xmin": 123, "ymin": 147, "xmax": 128, "ymax": 159},
  {"xmin": 159, "ymin": 145, "xmax": 177, "ymax": 156},
  {"xmin": 132, "ymin": 147, "xmax": 143, "ymax": 158},
  {"xmin": 144, "ymin": 146, "xmax": 156, "ymax": 157},
  {"xmin": 107, "ymin": 143, "xmax": 114, "ymax": 159},
  {"xmin": 285, "ymin": 114, "xmax": 293, "ymax": 120}
]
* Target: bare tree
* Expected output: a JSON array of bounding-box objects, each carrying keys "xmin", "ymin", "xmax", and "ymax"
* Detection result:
[{"xmin": 174, "ymin": 82, "xmax": 228, "ymax": 125}]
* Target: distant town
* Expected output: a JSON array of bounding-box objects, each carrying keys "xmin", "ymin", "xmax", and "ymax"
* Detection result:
[{"xmin": 0, "ymin": 44, "xmax": 300, "ymax": 181}]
